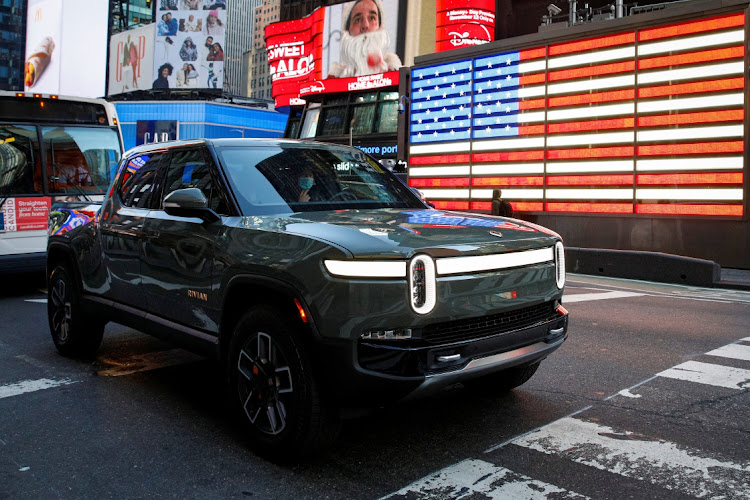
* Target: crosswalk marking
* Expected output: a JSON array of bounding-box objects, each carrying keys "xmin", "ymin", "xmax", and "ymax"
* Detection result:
[
  {"xmin": 707, "ymin": 343, "xmax": 750, "ymax": 362},
  {"xmin": 657, "ymin": 360, "xmax": 750, "ymax": 389},
  {"xmin": 24, "ymin": 299, "xmax": 47, "ymax": 304},
  {"xmin": 0, "ymin": 378, "xmax": 77, "ymax": 399},
  {"xmin": 380, "ymin": 459, "xmax": 589, "ymax": 500},
  {"xmin": 513, "ymin": 417, "xmax": 750, "ymax": 499},
  {"xmin": 563, "ymin": 291, "xmax": 645, "ymax": 303}
]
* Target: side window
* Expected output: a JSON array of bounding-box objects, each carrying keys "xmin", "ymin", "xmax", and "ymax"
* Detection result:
[
  {"xmin": 117, "ymin": 153, "xmax": 164, "ymax": 208},
  {"xmin": 0, "ymin": 125, "xmax": 41, "ymax": 196},
  {"xmin": 163, "ymin": 148, "xmax": 228, "ymax": 214}
]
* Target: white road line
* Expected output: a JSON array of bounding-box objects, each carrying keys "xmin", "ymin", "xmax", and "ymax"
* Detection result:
[
  {"xmin": 707, "ymin": 344, "xmax": 750, "ymax": 362},
  {"xmin": 25, "ymin": 299, "xmax": 47, "ymax": 304},
  {"xmin": 0, "ymin": 378, "xmax": 77, "ymax": 399},
  {"xmin": 97, "ymin": 348, "xmax": 204, "ymax": 376},
  {"xmin": 657, "ymin": 360, "xmax": 750, "ymax": 390},
  {"xmin": 513, "ymin": 417, "xmax": 750, "ymax": 499},
  {"xmin": 564, "ymin": 291, "xmax": 646, "ymax": 303},
  {"xmin": 380, "ymin": 459, "xmax": 589, "ymax": 500}
]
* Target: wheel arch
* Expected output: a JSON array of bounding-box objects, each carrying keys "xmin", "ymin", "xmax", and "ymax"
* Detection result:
[
  {"xmin": 46, "ymin": 242, "xmax": 81, "ymax": 290},
  {"xmin": 219, "ymin": 274, "xmax": 317, "ymax": 365}
]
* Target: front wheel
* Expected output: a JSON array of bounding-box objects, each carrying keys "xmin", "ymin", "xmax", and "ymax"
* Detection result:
[
  {"xmin": 47, "ymin": 265, "xmax": 104, "ymax": 359},
  {"xmin": 228, "ymin": 305, "xmax": 339, "ymax": 459}
]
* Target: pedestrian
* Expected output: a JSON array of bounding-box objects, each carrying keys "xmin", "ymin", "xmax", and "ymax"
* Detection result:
[{"xmin": 491, "ymin": 189, "xmax": 513, "ymax": 217}]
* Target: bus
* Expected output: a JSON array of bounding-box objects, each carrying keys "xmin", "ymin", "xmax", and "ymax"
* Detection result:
[{"xmin": 0, "ymin": 91, "xmax": 124, "ymax": 274}]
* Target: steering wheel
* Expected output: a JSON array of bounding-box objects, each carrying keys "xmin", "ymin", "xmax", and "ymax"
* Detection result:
[{"xmin": 330, "ymin": 189, "xmax": 357, "ymax": 201}]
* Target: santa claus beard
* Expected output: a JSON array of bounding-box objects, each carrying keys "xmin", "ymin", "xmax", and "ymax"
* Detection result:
[{"xmin": 338, "ymin": 29, "xmax": 391, "ymax": 78}]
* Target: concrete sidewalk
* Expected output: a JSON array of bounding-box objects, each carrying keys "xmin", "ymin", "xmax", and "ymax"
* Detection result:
[{"xmin": 566, "ymin": 248, "xmax": 750, "ymax": 291}]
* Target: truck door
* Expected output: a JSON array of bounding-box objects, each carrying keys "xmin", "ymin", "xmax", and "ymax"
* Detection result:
[
  {"xmin": 99, "ymin": 152, "xmax": 165, "ymax": 309},
  {"xmin": 140, "ymin": 147, "xmax": 227, "ymax": 335}
]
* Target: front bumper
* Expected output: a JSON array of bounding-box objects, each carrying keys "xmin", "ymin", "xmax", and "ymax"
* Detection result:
[{"xmin": 316, "ymin": 302, "xmax": 568, "ymax": 406}]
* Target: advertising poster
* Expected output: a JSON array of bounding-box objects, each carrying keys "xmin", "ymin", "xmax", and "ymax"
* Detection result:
[
  {"xmin": 25, "ymin": 0, "xmax": 109, "ymax": 97},
  {"xmin": 152, "ymin": 2, "xmax": 227, "ymax": 91},
  {"xmin": 266, "ymin": 0, "xmax": 402, "ymax": 108},
  {"xmin": 0, "ymin": 197, "xmax": 51, "ymax": 232},
  {"xmin": 109, "ymin": 24, "xmax": 156, "ymax": 95}
]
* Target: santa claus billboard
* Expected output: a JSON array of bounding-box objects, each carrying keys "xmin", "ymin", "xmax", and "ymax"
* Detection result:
[{"xmin": 266, "ymin": 0, "xmax": 403, "ymax": 108}]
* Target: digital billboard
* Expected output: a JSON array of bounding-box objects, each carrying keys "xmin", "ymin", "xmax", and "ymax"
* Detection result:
[
  {"xmin": 266, "ymin": 0, "xmax": 402, "ymax": 108},
  {"xmin": 25, "ymin": 0, "xmax": 109, "ymax": 97},
  {"xmin": 108, "ymin": 24, "xmax": 156, "ymax": 95},
  {"xmin": 152, "ymin": 4, "xmax": 226, "ymax": 91},
  {"xmin": 435, "ymin": 0, "xmax": 495, "ymax": 52},
  {"xmin": 408, "ymin": 12, "xmax": 746, "ymax": 218}
]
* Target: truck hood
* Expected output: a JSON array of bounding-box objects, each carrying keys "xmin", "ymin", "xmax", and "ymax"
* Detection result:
[{"xmin": 240, "ymin": 209, "xmax": 561, "ymax": 259}]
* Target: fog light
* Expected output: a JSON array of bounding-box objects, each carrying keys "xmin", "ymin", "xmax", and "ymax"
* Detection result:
[{"xmin": 361, "ymin": 328, "xmax": 413, "ymax": 340}]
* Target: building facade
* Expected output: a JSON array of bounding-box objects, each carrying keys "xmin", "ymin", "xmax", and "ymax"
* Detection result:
[
  {"xmin": 249, "ymin": 0, "xmax": 278, "ymax": 100},
  {"xmin": 0, "ymin": 0, "xmax": 26, "ymax": 91},
  {"xmin": 225, "ymin": 0, "xmax": 255, "ymax": 96},
  {"xmin": 110, "ymin": 0, "xmax": 155, "ymax": 35}
]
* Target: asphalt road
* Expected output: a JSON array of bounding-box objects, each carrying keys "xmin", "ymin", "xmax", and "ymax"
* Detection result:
[{"xmin": 1, "ymin": 272, "xmax": 749, "ymax": 499}]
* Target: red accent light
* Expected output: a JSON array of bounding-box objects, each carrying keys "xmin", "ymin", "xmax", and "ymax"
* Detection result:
[
  {"xmin": 637, "ymin": 110, "xmax": 744, "ymax": 128},
  {"xmin": 636, "ymin": 173, "xmax": 743, "ymax": 185},
  {"xmin": 636, "ymin": 204, "xmax": 743, "ymax": 216},
  {"xmin": 512, "ymin": 202, "xmax": 543, "ymax": 212},
  {"xmin": 556, "ymin": 304, "xmax": 569, "ymax": 316},
  {"xmin": 472, "ymin": 176, "xmax": 544, "ymax": 186},
  {"xmin": 637, "ymin": 141, "xmax": 744, "ymax": 156},
  {"xmin": 50, "ymin": 95, "xmax": 58, "ymax": 99},
  {"xmin": 33, "ymin": 94, "xmax": 42, "ymax": 98},
  {"xmin": 545, "ymin": 202, "xmax": 633, "ymax": 214},
  {"xmin": 638, "ymin": 46, "xmax": 744, "ymax": 70},
  {"xmin": 293, "ymin": 298, "xmax": 308, "ymax": 323},
  {"xmin": 550, "ymin": 32, "xmax": 635, "ymax": 56},
  {"xmin": 638, "ymin": 78, "xmax": 744, "ymax": 99},
  {"xmin": 473, "ymin": 151, "xmax": 545, "ymax": 162},
  {"xmin": 409, "ymin": 154, "xmax": 470, "ymax": 165},
  {"xmin": 549, "ymin": 61, "xmax": 635, "ymax": 82},
  {"xmin": 638, "ymin": 13, "xmax": 745, "ymax": 42},
  {"xmin": 409, "ymin": 177, "xmax": 471, "ymax": 187},
  {"xmin": 546, "ymin": 175, "xmax": 634, "ymax": 186},
  {"xmin": 15, "ymin": 92, "xmax": 24, "ymax": 97},
  {"xmin": 431, "ymin": 201, "xmax": 470, "ymax": 210},
  {"xmin": 520, "ymin": 98, "xmax": 545, "ymax": 110},
  {"xmin": 547, "ymin": 146, "xmax": 634, "ymax": 160},
  {"xmin": 548, "ymin": 89, "xmax": 635, "ymax": 108},
  {"xmin": 548, "ymin": 117, "xmax": 634, "ymax": 134},
  {"xmin": 520, "ymin": 47, "xmax": 546, "ymax": 60}
]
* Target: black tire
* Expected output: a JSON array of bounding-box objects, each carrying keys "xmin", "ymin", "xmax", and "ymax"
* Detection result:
[
  {"xmin": 228, "ymin": 305, "xmax": 339, "ymax": 459},
  {"xmin": 47, "ymin": 265, "xmax": 104, "ymax": 359},
  {"xmin": 468, "ymin": 361, "xmax": 541, "ymax": 393}
]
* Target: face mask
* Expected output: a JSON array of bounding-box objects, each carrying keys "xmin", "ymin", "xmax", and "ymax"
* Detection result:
[{"xmin": 298, "ymin": 177, "xmax": 314, "ymax": 190}]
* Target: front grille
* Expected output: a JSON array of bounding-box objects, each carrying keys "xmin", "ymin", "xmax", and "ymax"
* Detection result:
[{"xmin": 421, "ymin": 301, "xmax": 557, "ymax": 345}]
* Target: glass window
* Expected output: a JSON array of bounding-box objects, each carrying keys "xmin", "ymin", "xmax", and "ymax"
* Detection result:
[
  {"xmin": 376, "ymin": 100, "xmax": 398, "ymax": 133},
  {"xmin": 351, "ymin": 103, "xmax": 376, "ymax": 135},
  {"xmin": 163, "ymin": 148, "xmax": 227, "ymax": 214},
  {"xmin": 0, "ymin": 125, "xmax": 42, "ymax": 196},
  {"xmin": 42, "ymin": 126, "xmax": 121, "ymax": 196},
  {"xmin": 299, "ymin": 103, "xmax": 320, "ymax": 138},
  {"xmin": 217, "ymin": 143, "xmax": 424, "ymax": 215},
  {"xmin": 118, "ymin": 153, "xmax": 163, "ymax": 209},
  {"xmin": 318, "ymin": 106, "xmax": 347, "ymax": 136}
]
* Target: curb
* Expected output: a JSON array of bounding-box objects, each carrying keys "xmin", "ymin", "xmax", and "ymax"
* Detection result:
[{"xmin": 565, "ymin": 248, "xmax": 722, "ymax": 288}]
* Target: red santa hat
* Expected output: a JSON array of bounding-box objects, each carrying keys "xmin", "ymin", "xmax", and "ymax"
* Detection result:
[{"xmin": 342, "ymin": 0, "xmax": 385, "ymax": 33}]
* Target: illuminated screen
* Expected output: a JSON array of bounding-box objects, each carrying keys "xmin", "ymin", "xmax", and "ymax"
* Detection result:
[
  {"xmin": 266, "ymin": 0, "xmax": 403, "ymax": 108},
  {"xmin": 408, "ymin": 12, "xmax": 746, "ymax": 217}
]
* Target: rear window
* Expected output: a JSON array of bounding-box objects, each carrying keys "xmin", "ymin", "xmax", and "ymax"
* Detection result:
[{"xmin": 216, "ymin": 143, "xmax": 424, "ymax": 215}]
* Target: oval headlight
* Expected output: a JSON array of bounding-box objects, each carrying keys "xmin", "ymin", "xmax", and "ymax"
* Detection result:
[
  {"xmin": 409, "ymin": 254, "xmax": 436, "ymax": 314},
  {"xmin": 555, "ymin": 241, "xmax": 566, "ymax": 289}
]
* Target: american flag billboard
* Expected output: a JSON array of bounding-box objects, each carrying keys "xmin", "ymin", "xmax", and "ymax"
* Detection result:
[{"xmin": 408, "ymin": 12, "xmax": 746, "ymax": 217}]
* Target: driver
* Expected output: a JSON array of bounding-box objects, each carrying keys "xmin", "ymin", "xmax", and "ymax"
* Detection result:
[{"xmin": 297, "ymin": 168, "xmax": 317, "ymax": 202}]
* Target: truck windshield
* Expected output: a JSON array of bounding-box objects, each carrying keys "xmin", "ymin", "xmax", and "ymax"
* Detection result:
[{"xmin": 217, "ymin": 143, "xmax": 424, "ymax": 215}]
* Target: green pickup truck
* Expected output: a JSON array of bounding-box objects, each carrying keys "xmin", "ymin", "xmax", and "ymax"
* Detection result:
[{"xmin": 47, "ymin": 138, "xmax": 568, "ymax": 458}]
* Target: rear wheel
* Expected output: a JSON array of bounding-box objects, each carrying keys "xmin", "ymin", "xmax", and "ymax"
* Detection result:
[
  {"xmin": 468, "ymin": 361, "xmax": 541, "ymax": 393},
  {"xmin": 228, "ymin": 305, "xmax": 339, "ymax": 459},
  {"xmin": 47, "ymin": 265, "xmax": 104, "ymax": 359}
]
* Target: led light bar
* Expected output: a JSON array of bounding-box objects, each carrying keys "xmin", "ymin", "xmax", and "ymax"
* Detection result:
[
  {"xmin": 324, "ymin": 260, "xmax": 406, "ymax": 278},
  {"xmin": 436, "ymin": 247, "xmax": 554, "ymax": 276}
]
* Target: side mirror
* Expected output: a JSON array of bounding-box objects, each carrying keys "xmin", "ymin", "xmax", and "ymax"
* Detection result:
[{"xmin": 163, "ymin": 188, "xmax": 220, "ymax": 223}]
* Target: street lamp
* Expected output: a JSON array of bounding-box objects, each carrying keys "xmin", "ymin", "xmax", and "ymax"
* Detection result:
[{"xmin": 229, "ymin": 128, "xmax": 245, "ymax": 138}]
